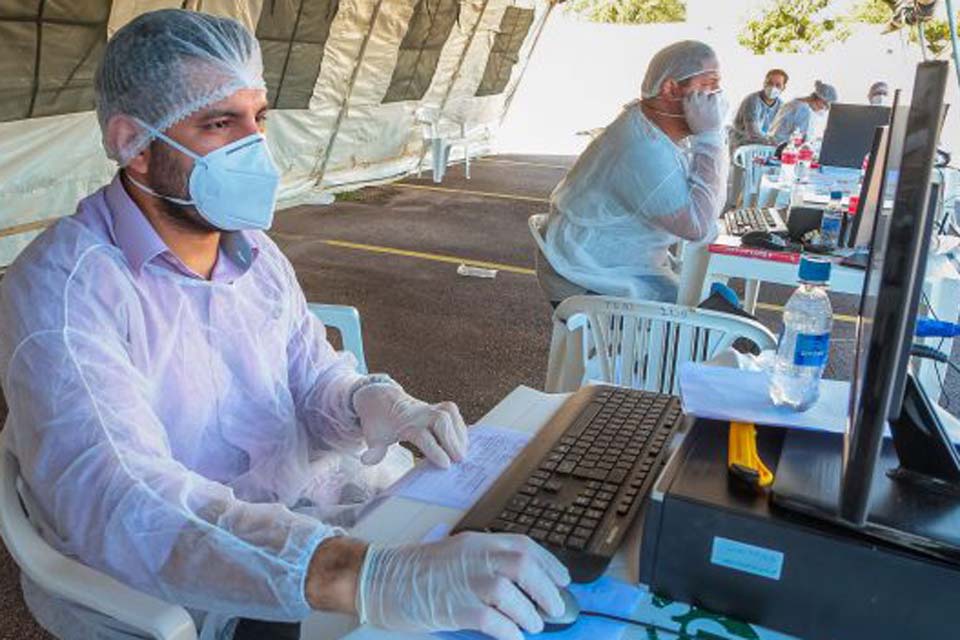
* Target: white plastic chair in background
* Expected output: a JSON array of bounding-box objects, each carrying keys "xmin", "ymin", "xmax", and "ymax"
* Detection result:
[
  {"xmin": 415, "ymin": 106, "xmax": 472, "ymax": 183},
  {"xmin": 732, "ymin": 144, "xmax": 777, "ymax": 207},
  {"xmin": 545, "ymin": 295, "xmax": 777, "ymax": 394},
  {"xmin": 308, "ymin": 303, "xmax": 368, "ymax": 374},
  {"xmin": 0, "ymin": 430, "xmax": 198, "ymax": 640}
]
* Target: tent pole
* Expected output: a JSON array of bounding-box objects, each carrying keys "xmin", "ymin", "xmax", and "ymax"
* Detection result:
[
  {"xmin": 312, "ymin": 0, "xmax": 387, "ymax": 188},
  {"xmin": 411, "ymin": 0, "xmax": 492, "ymax": 175},
  {"xmin": 499, "ymin": 0, "xmax": 553, "ymax": 125}
]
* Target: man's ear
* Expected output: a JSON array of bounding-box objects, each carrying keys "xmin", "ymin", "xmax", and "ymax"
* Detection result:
[
  {"xmin": 106, "ymin": 115, "xmax": 150, "ymax": 175},
  {"xmin": 660, "ymin": 78, "xmax": 681, "ymax": 101}
]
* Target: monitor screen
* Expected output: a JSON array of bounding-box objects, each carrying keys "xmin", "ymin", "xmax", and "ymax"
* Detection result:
[
  {"xmin": 819, "ymin": 104, "xmax": 893, "ymax": 168},
  {"xmin": 841, "ymin": 61, "xmax": 949, "ymax": 524},
  {"xmin": 847, "ymin": 124, "xmax": 890, "ymax": 249}
]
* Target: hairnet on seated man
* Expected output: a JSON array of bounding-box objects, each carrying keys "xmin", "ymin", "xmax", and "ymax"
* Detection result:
[
  {"xmin": 541, "ymin": 40, "xmax": 729, "ymax": 303},
  {"xmin": 0, "ymin": 9, "xmax": 489, "ymax": 640}
]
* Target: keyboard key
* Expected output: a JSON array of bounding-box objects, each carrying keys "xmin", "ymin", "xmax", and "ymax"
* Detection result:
[
  {"xmin": 560, "ymin": 514, "xmax": 580, "ymax": 526},
  {"xmin": 529, "ymin": 528, "xmax": 549, "ymax": 542},
  {"xmin": 544, "ymin": 479, "xmax": 563, "ymax": 493},
  {"xmin": 573, "ymin": 526, "xmax": 595, "ymax": 539},
  {"xmin": 567, "ymin": 537, "xmax": 587, "ymax": 551},
  {"xmin": 590, "ymin": 499, "xmax": 610, "ymax": 511},
  {"xmin": 499, "ymin": 510, "xmax": 520, "ymax": 522},
  {"xmin": 608, "ymin": 469, "xmax": 628, "ymax": 484},
  {"xmin": 597, "ymin": 491, "xmax": 615, "ymax": 501},
  {"xmin": 602, "ymin": 483, "xmax": 619, "ymax": 493},
  {"xmin": 566, "ymin": 505, "xmax": 585, "ymax": 516},
  {"xmin": 616, "ymin": 501, "xmax": 631, "ymax": 516},
  {"xmin": 586, "ymin": 481, "xmax": 602, "ymax": 490},
  {"xmin": 536, "ymin": 518, "xmax": 555, "ymax": 531},
  {"xmin": 556, "ymin": 461, "xmax": 577, "ymax": 475},
  {"xmin": 507, "ymin": 496, "xmax": 530, "ymax": 511},
  {"xmin": 585, "ymin": 509, "xmax": 604, "ymax": 520},
  {"xmin": 574, "ymin": 496, "xmax": 591, "ymax": 507},
  {"xmin": 554, "ymin": 523, "xmax": 573, "ymax": 535},
  {"xmin": 587, "ymin": 468, "xmax": 609, "ymax": 481},
  {"xmin": 548, "ymin": 532, "xmax": 568, "ymax": 547},
  {"xmin": 579, "ymin": 517, "xmax": 599, "ymax": 530},
  {"xmin": 517, "ymin": 514, "xmax": 537, "ymax": 526}
]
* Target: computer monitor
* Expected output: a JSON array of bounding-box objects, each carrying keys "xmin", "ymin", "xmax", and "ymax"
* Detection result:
[
  {"xmin": 845, "ymin": 125, "xmax": 889, "ymax": 249},
  {"xmin": 840, "ymin": 60, "xmax": 959, "ymax": 525},
  {"xmin": 818, "ymin": 104, "xmax": 892, "ymax": 168}
]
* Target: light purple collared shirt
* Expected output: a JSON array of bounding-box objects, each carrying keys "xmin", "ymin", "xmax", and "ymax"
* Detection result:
[{"xmin": 0, "ymin": 173, "xmax": 383, "ymax": 630}]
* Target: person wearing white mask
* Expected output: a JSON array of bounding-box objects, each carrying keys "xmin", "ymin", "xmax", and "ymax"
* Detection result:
[
  {"xmin": 730, "ymin": 68, "xmax": 789, "ymax": 149},
  {"xmin": 0, "ymin": 9, "xmax": 570, "ymax": 640},
  {"xmin": 768, "ymin": 80, "xmax": 839, "ymax": 145},
  {"xmin": 868, "ymin": 81, "xmax": 890, "ymax": 106},
  {"xmin": 538, "ymin": 40, "xmax": 729, "ymax": 304}
]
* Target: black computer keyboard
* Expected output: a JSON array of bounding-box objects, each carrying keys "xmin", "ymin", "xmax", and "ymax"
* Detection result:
[
  {"xmin": 453, "ymin": 385, "xmax": 684, "ymax": 582},
  {"xmin": 725, "ymin": 207, "xmax": 787, "ymax": 236}
]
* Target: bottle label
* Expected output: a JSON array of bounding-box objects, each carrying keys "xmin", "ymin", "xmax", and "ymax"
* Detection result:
[
  {"xmin": 793, "ymin": 332, "xmax": 830, "ymax": 367},
  {"xmin": 821, "ymin": 215, "xmax": 841, "ymax": 235}
]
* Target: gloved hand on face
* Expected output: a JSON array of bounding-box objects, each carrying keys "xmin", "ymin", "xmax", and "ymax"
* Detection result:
[
  {"xmin": 354, "ymin": 383, "xmax": 469, "ymax": 468},
  {"xmin": 683, "ymin": 90, "xmax": 729, "ymax": 135}
]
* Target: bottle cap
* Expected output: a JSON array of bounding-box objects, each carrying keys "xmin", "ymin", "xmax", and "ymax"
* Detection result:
[
  {"xmin": 830, "ymin": 190, "xmax": 843, "ymax": 200},
  {"xmin": 799, "ymin": 256, "xmax": 831, "ymax": 283}
]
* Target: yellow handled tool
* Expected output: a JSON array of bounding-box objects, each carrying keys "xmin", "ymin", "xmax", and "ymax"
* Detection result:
[{"xmin": 728, "ymin": 421, "xmax": 774, "ymax": 489}]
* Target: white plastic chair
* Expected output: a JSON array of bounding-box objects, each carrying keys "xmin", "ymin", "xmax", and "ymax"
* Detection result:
[
  {"xmin": 308, "ymin": 303, "xmax": 368, "ymax": 374},
  {"xmin": 528, "ymin": 213, "xmax": 550, "ymax": 257},
  {"xmin": 732, "ymin": 144, "xmax": 777, "ymax": 207},
  {"xmin": 415, "ymin": 106, "xmax": 472, "ymax": 183},
  {"xmin": 545, "ymin": 295, "xmax": 777, "ymax": 394},
  {"xmin": 0, "ymin": 430, "xmax": 198, "ymax": 640}
]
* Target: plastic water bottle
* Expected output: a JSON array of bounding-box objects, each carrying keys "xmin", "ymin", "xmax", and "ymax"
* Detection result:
[
  {"xmin": 796, "ymin": 142, "xmax": 814, "ymax": 183},
  {"xmin": 820, "ymin": 190, "xmax": 844, "ymax": 249},
  {"xmin": 769, "ymin": 257, "xmax": 834, "ymax": 411},
  {"xmin": 779, "ymin": 140, "xmax": 798, "ymax": 185}
]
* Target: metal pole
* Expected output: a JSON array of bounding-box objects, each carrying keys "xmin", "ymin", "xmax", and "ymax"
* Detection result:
[{"xmin": 312, "ymin": 0, "xmax": 387, "ymax": 187}]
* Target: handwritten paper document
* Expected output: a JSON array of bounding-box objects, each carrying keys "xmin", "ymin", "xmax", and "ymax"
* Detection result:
[{"xmin": 389, "ymin": 425, "xmax": 531, "ymax": 510}]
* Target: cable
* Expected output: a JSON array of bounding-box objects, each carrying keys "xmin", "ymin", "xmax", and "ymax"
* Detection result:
[{"xmin": 580, "ymin": 610, "xmax": 725, "ymax": 639}]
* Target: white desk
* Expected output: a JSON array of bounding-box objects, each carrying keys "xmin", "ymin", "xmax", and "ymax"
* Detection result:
[
  {"xmin": 677, "ymin": 232, "xmax": 960, "ymax": 403},
  {"xmin": 302, "ymin": 386, "xmax": 794, "ymax": 640}
]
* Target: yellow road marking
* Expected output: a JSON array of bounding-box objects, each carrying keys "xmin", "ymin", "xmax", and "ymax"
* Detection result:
[
  {"xmin": 394, "ymin": 182, "xmax": 550, "ymax": 204},
  {"xmin": 756, "ymin": 302, "xmax": 856, "ymax": 324},
  {"xmin": 476, "ymin": 158, "xmax": 571, "ymax": 171},
  {"xmin": 320, "ymin": 241, "xmax": 856, "ymax": 324},
  {"xmin": 320, "ymin": 239, "xmax": 536, "ymax": 275}
]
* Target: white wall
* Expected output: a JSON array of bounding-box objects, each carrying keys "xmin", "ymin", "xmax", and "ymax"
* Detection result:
[{"xmin": 498, "ymin": 0, "xmax": 960, "ymax": 156}]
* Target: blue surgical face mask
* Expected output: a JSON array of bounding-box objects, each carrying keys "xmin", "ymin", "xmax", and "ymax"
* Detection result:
[{"xmin": 128, "ymin": 120, "xmax": 280, "ymax": 231}]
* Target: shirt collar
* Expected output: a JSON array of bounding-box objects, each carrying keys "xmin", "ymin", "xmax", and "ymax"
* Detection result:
[{"xmin": 105, "ymin": 173, "xmax": 260, "ymax": 280}]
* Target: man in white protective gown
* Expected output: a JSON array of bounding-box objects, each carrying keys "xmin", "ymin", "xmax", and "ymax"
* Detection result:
[
  {"xmin": 0, "ymin": 9, "xmax": 569, "ymax": 640},
  {"xmin": 538, "ymin": 40, "xmax": 730, "ymax": 305}
]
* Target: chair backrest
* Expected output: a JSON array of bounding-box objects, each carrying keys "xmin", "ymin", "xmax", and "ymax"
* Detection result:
[
  {"xmin": 528, "ymin": 213, "xmax": 550, "ymax": 256},
  {"xmin": 732, "ymin": 144, "xmax": 777, "ymax": 207},
  {"xmin": 546, "ymin": 295, "xmax": 777, "ymax": 394},
  {"xmin": 308, "ymin": 303, "xmax": 368, "ymax": 374},
  {"xmin": 0, "ymin": 431, "xmax": 197, "ymax": 639}
]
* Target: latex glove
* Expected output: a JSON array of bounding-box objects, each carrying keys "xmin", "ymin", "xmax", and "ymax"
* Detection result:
[
  {"xmin": 354, "ymin": 383, "xmax": 468, "ymax": 468},
  {"xmin": 357, "ymin": 532, "xmax": 571, "ymax": 640},
  {"xmin": 684, "ymin": 90, "xmax": 729, "ymax": 135}
]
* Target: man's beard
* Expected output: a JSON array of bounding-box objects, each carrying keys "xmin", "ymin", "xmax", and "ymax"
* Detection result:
[{"xmin": 148, "ymin": 141, "xmax": 220, "ymax": 233}]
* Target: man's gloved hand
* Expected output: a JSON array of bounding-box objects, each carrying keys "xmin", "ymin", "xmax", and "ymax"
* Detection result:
[
  {"xmin": 684, "ymin": 90, "xmax": 729, "ymax": 135},
  {"xmin": 354, "ymin": 383, "xmax": 468, "ymax": 468},
  {"xmin": 357, "ymin": 532, "xmax": 571, "ymax": 640}
]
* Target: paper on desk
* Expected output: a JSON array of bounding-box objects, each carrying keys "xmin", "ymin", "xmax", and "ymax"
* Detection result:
[
  {"xmin": 388, "ymin": 425, "xmax": 531, "ymax": 510},
  {"xmin": 679, "ymin": 362, "xmax": 849, "ymax": 433}
]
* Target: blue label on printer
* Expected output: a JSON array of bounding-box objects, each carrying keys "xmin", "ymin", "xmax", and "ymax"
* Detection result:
[
  {"xmin": 793, "ymin": 332, "xmax": 830, "ymax": 367},
  {"xmin": 710, "ymin": 536, "xmax": 784, "ymax": 580}
]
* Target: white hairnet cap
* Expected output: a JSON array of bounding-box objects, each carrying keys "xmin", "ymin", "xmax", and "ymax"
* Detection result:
[
  {"xmin": 95, "ymin": 9, "xmax": 266, "ymax": 165},
  {"xmin": 641, "ymin": 40, "xmax": 718, "ymax": 100},
  {"xmin": 869, "ymin": 81, "xmax": 889, "ymax": 97},
  {"xmin": 813, "ymin": 80, "xmax": 838, "ymax": 104}
]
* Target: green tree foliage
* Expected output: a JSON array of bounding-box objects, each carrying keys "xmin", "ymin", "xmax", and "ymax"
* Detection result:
[
  {"xmin": 850, "ymin": 0, "xmax": 957, "ymax": 57},
  {"xmin": 738, "ymin": 0, "xmax": 852, "ymax": 54},
  {"xmin": 564, "ymin": 0, "xmax": 686, "ymax": 25}
]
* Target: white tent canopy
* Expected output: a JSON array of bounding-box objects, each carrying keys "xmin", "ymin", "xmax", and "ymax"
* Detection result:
[{"xmin": 0, "ymin": 0, "xmax": 553, "ymax": 265}]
